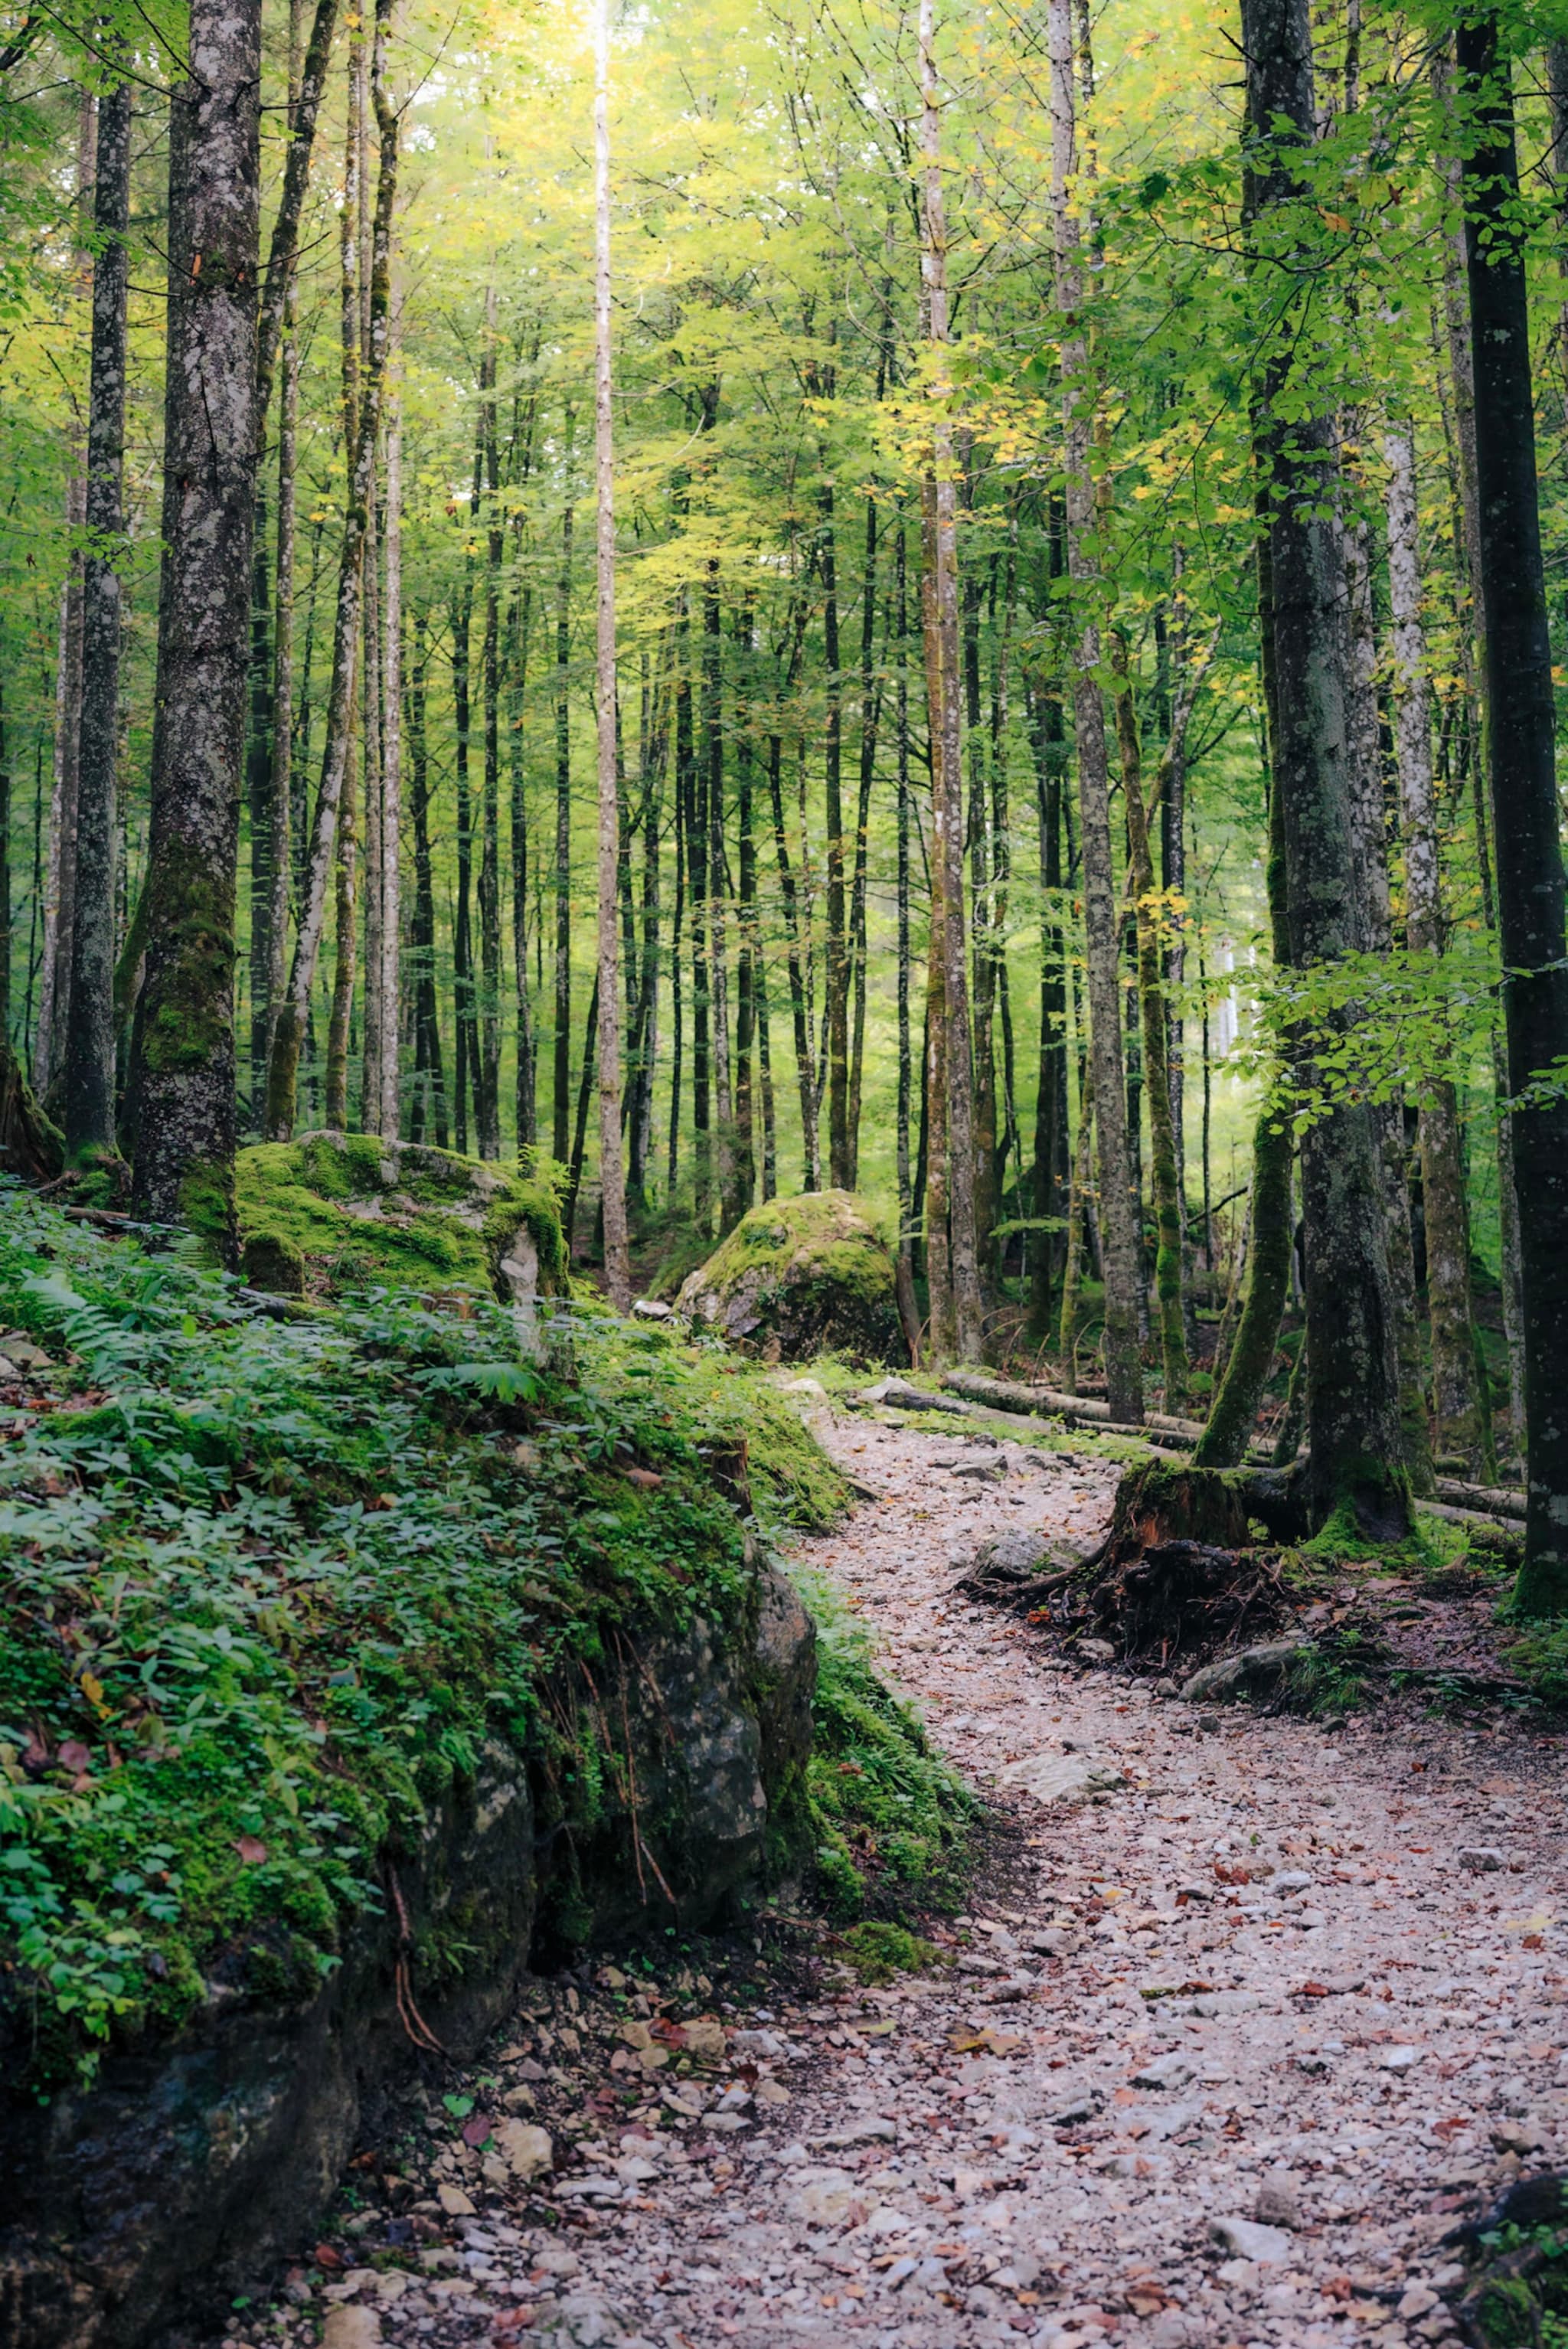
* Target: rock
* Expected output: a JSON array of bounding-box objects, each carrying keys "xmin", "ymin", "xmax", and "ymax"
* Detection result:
[
  {"xmin": 0, "ymin": 1334, "xmax": 51, "ymax": 1371},
  {"xmin": 1492, "ymin": 2117, "xmax": 1550, "ymax": 2155},
  {"xmin": 1133, "ymin": 2051, "xmax": 1196, "ymax": 2091},
  {"xmin": 1076, "ymin": 1636, "xmax": 1118, "ymax": 1663},
  {"xmin": 630, "ymin": 1298, "xmax": 672, "ymax": 1319},
  {"xmin": 1398, "ymin": 2284, "xmax": 1441, "ymax": 2321},
  {"xmin": 1457, "ymin": 1846, "xmax": 1506, "ymax": 1873},
  {"xmin": 786, "ymin": 2167, "xmax": 858, "ymax": 2226},
  {"xmin": 948, "ymin": 1450, "xmax": 1008, "ymax": 1482},
  {"xmin": 756, "ymin": 2079, "xmax": 791, "ymax": 2106},
  {"xmin": 1255, "ymin": 2174, "xmax": 1303, "ymax": 2229},
  {"xmin": 321, "ymin": 2313, "xmax": 384, "ymax": 2349},
  {"xmin": 815, "ymin": 2115, "xmax": 897, "ymax": 2146},
  {"xmin": 997, "ymin": 1749, "xmax": 1127, "ymax": 1805},
  {"xmin": 436, "ymin": 2184, "xmax": 475, "ymax": 2217},
  {"xmin": 681, "ymin": 2017, "xmax": 727, "ymax": 2062},
  {"xmin": 779, "ymin": 1375, "xmax": 829, "ymax": 1402},
  {"xmin": 1378, "ymin": 2045, "xmax": 1426, "ymax": 2073},
  {"xmin": 240, "ymin": 1230, "xmax": 306, "ymax": 1296},
  {"xmin": 1209, "ymin": 2216, "xmax": 1292, "ymax": 2265},
  {"xmin": 495, "ymin": 2120, "xmax": 553, "ymax": 2181},
  {"xmin": 1179, "ymin": 1640, "xmax": 1312, "ymax": 1704},
  {"xmin": 535, "ymin": 2293, "xmax": 627, "ymax": 2345},
  {"xmin": 675, "ymin": 1191, "xmax": 906, "ymax": 1364}
]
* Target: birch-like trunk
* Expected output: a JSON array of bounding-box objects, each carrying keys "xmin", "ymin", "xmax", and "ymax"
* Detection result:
[
  {"xmin": 64, "ymin": 75, "xmax": 131, "ymax": 1160},
  {"xmin": 127, "ymin": 0, "xmax": 262, "ymax": 1240},
  {"xmin": 1048, "ymin": 0, "xmax": 1142, "ymax": 1418},
  {"xmin": 593, "ymin": 0, "xmax": 630, "ymax": 1306}
]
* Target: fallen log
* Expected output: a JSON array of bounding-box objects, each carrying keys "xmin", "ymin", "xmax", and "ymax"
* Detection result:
[
  {"xmin": 1433, "ymin": 1475, "xmax": 1527, "ymax": 1522},
  {"xmin": 939, "ymin": 1370, "xmax": 1276, "ymax": 1463}
]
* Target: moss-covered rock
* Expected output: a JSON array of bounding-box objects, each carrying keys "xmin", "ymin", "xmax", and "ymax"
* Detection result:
[
  {"xmin": 235, "ymin": 1132, "xmax": 567, "ymax": 1331},
  {"xmin": 675, "ymin": 1190, "xmax": 905, "ymax": 1365}
]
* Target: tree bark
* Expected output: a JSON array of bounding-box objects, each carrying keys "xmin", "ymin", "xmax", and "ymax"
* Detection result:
[
  {"xmin": 920, "ymin": 0, "xmax": 982, "ymax": 1362},
  {"xmin": 263, "ymin": 0, "xmax": 396, "ymax": 1142},
  {"xmin": 1240, "ymin": 0, "xmax": 1406, "ymax": 1532},
  {"xmin": 1456, "ymin": 12, "xmax": 1568, "ymax": 1609},
  {"xmin": 553, "ymin": 431, "xmax": 574, "ymax": 1168},
  {"xmin": 476, "ymin": 287, "xmax": 503, "ymax": 1159},
  {"xmin": 1384, "ymin": 419, "xmax": 1490, "ymax": 1477},
  {"xmin": 1049, "ymin": 0, "xmax": 1142, "ymax": 1418},
  {"xmin": 127, "ymin": 0, "xmax": 262, "ymax": 1240},
  {"xmin": 63, "ymin": 73, "xmax": 131, "ymax": 1163},
  {"xmin": 378, "ymin": 283, "xmax": 402, "ymax": 1143},
  {"xmin": 593, "ymin": 0, "xmax": 630, "ymax": 1307}
]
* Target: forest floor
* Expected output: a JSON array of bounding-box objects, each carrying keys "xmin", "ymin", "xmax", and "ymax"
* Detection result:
[{"xmin": 225, "ymin": 1412, "xmax": 1568, "ymax": 2349}]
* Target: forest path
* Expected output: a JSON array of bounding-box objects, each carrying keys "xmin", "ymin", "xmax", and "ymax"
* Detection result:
[{"xmin": 257, "ymin": 1415, "xmax": 1568, "ymax": 2349}]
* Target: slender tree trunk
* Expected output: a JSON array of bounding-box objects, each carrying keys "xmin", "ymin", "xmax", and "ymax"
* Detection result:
[
  {"xmin": 1240, "ymin": 0, "xmax": 1406, "ymax": 1531},
  {"xmin": 564, "ymin": 972, "xmax": 599, "ymax": 1252},
  {"xmin": 473, "ymin": 288, "xmax": 502, "ymax": 1157},
  {"xmin": 1457, "ymin": 13, "xmax": 1568, "ymax": 1608},
  {"xmin": 733, "ymin": 629, "xmax": 758, "ymax": 1223},
  {"xmin": 264, "ymin": 0, "xmax": 396, "ymax": 1142},
  {"xmin": 379, "ymin": 286, "xmax": 402, "ymax": 1142},
  {"xmin": 920, "ymin": 0, "xmax": 982, "ymax": 1361},
  {"xmin": 554, "ymin": 432, "xmax": 574, "ymax": 1167},
  {"xmin": 1049, "ymin": 0, "xmax": 1142, "ymax": 1417},
  {"xmin": 893, "ymin": 521, "xmax": 920, "ymax": 1356},
  {"xmin": 593, "ymin": 4, "xmax": 629, "ymax": 1305},
  {"xmin": 704, "ymin": 563, "xmax": 735, "ymax": 1225},
  {"xmin": 409, "ymin": 608, "xmax": 447, "ymax": 1145},
  {"xmin": 1383, "ymin": 420, "xmax": 1489, "ymax": 1475},
  {"xmin": 127, "ymin": 0, "xmax": 262, "ymax": 1239},
  {"xmin": 64, "ymin": 74, "xmax": 131, "ymax": 1162},
  {"xmin": 822, "ymin": 477, "xmax": 851, "ymax": 1189},
  {"xmin": 511, "ymin": 564, "xmax": 536, "ymax": 1152},
  {"xmin": 766, "ymin": 730, "xmax": 818, "ymax": 1191},
  {"xmin": 1112, "ymin": 638, "xmax": 1187, "ymax": 1406},
  {"xmin": 847, "ymin": 492, "xmax": 880, "ymax": 1189},
  {"xmin": 327, "ymin": 28, "xmax": 368, "ymax": 1133},
  {"xmin": 266, "ymin": 7, "xmax": 302, "ymax": 1091}
]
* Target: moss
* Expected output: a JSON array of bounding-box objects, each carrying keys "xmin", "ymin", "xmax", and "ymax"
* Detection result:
[
  {"xmin": 178, "ymin": 1155, "xmax": 237, "ymax": 1262},
  {"xmin": 234, "ymin": 1137, "xmax": 566, "ymax": 1305},
  {"xmin": 678, "ymin": 1190, "xmax": 903, "ymax": 1364},
  {"xmin": 840, "ymin": 1919, "xmax": 940, "ymax": 1985},
  {"xmin": 242, "ymin": 1230, "xmax": 305, "ymax": 1295}
]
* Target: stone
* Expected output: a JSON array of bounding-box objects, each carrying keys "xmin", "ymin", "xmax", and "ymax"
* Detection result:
[
  {"xmin": 756, "ymin": 2078, "xmax": 791, "ymax": 2106},
  {"xmin": 1076, "ymin": 1637, "xmax": 1117, "ymax": 1663},
  {"xmin": 321, "ymin": 2314, "xmax": 383, "ymax": 2349},
  {"xmin": 681, "ymin": 2016, "xmax": 727, "ymax": 2062},
  {"xmin": 1255, "ymin": 2174, "xmax": 1303, "ymax": 2229},
  {"xmin": 786, "ymin": 2167, "xmax": 858, "ymax": 2226},
  {"xmin": 436, "ymin": 2184, "xmax": 475, "ymax": 2217},
  {"xmin": 0, "ymin": 1335, "xmax": 51, "ymax": 1371},
  {"xmin": 949, "ymin": 1451, "xmax": 1008, "ymax": 1482},
  {"xmin": 631, "ymin": 1298, "xmax": 671, "ymax": 1319},
  {"xmin": 1209, "ymin": 2216, "xmax": 1292, "ymax": 2265},
  {"xmin": 1491, "ymin": 2117, "xmax": 1549, "ymax": 2155},
  {"xmin": 675, "ymin": 1191, "xmax": 905, "ymax": 1363},
  {"xmin": 1378, "ymin": 2045, "xmax": 1426, "ymax": 2073},
  {"xmin": 1457, "ymin": 1846, "xmax": 1505, "ymax": 1873},
  {"xmin": 996, "ymin": 1749, "xmax": 1128, "ymax": 1805},
  {"xmin": 495, "ymin": 2120, "xmax": 554, "ymax": 2181},
  {"xmin": 1133, "ymin": 2052, "xmax": 1196, "ymax": 2091},
  {"xmin": 1398, "ymin": 2284, "xmax": 1440, "ymax": 2321},
  {"xmin": 1179, "ymin": 1641, "xmax": 1312, "ymax": 1704},
  {"xmin": 536, "ymin": 2293, "xmax": 626, "ymax": 2345}
]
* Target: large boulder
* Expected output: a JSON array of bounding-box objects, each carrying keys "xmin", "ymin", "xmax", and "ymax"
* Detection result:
[
  {"xmin": 236, "ymin": 1132, "xmax": 567, "ymax": 1336},
  {"xmin": 676, "ymin": 1191, "xmax": 906, "ymax": 1364}
]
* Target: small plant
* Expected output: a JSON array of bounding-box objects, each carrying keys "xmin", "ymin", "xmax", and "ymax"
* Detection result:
[{"xmin": 839, "ymin": 1919, "xmax": 941, "ymax": 1985}]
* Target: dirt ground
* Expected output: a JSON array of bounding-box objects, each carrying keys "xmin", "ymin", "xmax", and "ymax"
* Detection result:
[{"xmin": 221, "ymin": 1411, "xmax": 1568, "ymax": 2349}]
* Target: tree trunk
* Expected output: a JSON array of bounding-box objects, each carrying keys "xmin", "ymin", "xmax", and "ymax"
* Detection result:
[
  {"xmin": 1240, "ymin": 0, "xmax": 1406, "ymax": 1532},
  {"xmin": 1383, "ymin": 419, "xmax": 1490, "ymax": 1476},
  {"xmin": 127, "ymin": 0, "xmax": 262, "ymax": 1241},
  {"xmin": 1457, "ymin": 11, "xmax": 1568, "ymax": 1609},
  {"xmin": 64, "ymin": 74, "xmax": 131, "ymax": 1163},
  {"xmin": 378, "ymin": 286, "xmax": 403, "ymax": 1142},
  {"xmin": 1049, "ymin": 0, "xmax": 1142, "ymax": 1419},
  {"xmin": 1112, "ymin": 636, "xmax": 1187, "ymax": 1408},
  {"xmin": 593, "ymin": 2, "xmax": 630, "ymax": 1306},
  {"xmin": 894, "ymin": 521, "xmax": 920, "ymax": 1356},
  {"xmin": 920, "ymin": 0, "xmax": 982, "ymax": 1363},
  {"xmin": 511, "ymin": 567, "xmax": 536, "ymax": 1152},
  {"xmin": 822, "ymin": 479, "xmax": 851, "ymax": 1190},
  {"xmin": 408, "ymin": 607, "xmax": 447, "ymax": 1146},
  {"xmin": 766, "ymin": 730, "xmax": 819, "ymax": 1191},
  {"xmin": 264, "ymin": 0, "xmax": 396, "ymax": 1142},
  {"xmin": 847, "ymin": 491, "xmax": 880, "ymax": 1189},
  {"xmin": 554, "ymin": 438, "xmax": 574, "ymax": 1168},
  {"xmin": 475, "ymin": 290, "xmax": 503, "ymax": 1159}
]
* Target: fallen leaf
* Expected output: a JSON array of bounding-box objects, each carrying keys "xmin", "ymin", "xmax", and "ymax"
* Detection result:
[
  {"xmin": 235, "ymin": 1835, "xmax": 269, "ymax": 1864},
  {"xmin": 462, "ymin": 2113, "xmax": 494, "ymax": 2147},
  {"xmin": 314, "ymin": 2243, "xmax": 344, "ymax": 2270},
  {"xmin": 56, "ymin": 1740, "xmax": 92, "ymax": 1773}
]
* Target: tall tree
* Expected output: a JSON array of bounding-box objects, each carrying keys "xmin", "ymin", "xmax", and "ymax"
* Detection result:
[
  {"xmin": 63, "ymin": 67, "xmax": 132, "ymax": 1163},
  {"xmin": 127, "ymin": 0, "xmax": 263, "ymax": 1237},
  {"xmin": 1240, "ymin": 0, "xmax": 1405, "ymax": 1531},
  {"xmin": 1048, "ymin": 0, "xmax": 1143, "ymax": 1420},
  {"xmin": 1455, "ymin": 12, "xmax": 1568, "ymax": 1609},
  {"xmin": 593, "ymin": 0, "xmax": 630, "ymax": 1308}
]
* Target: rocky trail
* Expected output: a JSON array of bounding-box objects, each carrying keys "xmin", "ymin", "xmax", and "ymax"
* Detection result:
[{"xmin": 224, "ymin": 1415, "xmax": 1568, "ymax": 2349}]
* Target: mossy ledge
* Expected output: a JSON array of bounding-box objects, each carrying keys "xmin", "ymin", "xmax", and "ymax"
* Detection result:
[
  {"xmin": 675, "ymin": 1188, "xmax": 906, "ymax": 1365},
  {"xmin": 0, "ymin": 1184, "xmax": 814, "ymax": 2349}
]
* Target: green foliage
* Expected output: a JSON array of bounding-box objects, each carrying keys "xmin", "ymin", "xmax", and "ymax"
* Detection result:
[
  {"xmin": 839, "ymin": 1919, "xmax": 941, "ymax": 1985},
  {"xmin": 793, "ymin": 1565, "xmax": 972, "ymax": 1922},
  {"xmin": 0, "ymin": 1187, "xmax": 763, "ymax": 2096}
]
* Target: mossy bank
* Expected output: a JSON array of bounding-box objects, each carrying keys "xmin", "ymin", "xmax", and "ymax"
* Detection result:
[{"xmin": 0, "ymin": 1183, "xmax": 831, "ymax": 2348}]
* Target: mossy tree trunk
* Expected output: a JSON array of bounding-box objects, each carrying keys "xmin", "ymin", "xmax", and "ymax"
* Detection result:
[
  {"xmin": 126, "ymin": 0, "xmax": 263, "ymax": 1245},
  {"xmin": 1240, "ymin": 0, "xmax": 1406, "ymax": 1535},
  {"xmin": 1458, "ymin": 12, "xmax": 1568, "ymax": 1612}
]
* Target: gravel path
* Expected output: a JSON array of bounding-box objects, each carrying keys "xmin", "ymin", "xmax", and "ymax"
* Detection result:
[{"xmin": 240, "ymin": 1413, "xmax": 1568, "ymax": 2349}]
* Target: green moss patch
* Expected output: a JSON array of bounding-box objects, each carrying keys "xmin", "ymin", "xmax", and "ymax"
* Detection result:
[
  {"xmin": 234, "ymin": 1134, "xmax": 567, "ymax": 1304},
  {"xmin": 676, "ymin": 1191, "xmax": 904, "ymax": 1365}
]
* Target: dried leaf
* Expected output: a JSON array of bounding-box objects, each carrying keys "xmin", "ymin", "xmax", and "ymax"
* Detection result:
[{"xmin": 235, "ymin": 1835, "xmax": 269, "ymax": 1864}]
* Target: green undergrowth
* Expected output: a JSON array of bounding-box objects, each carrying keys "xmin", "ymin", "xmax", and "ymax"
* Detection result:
[
  {"xmin": 838, "ymin": 1919, "xmax": 942, "ymax": 1985},
  {"xmin": 0, "ymin": 1186, "xmax": 829, "ymax": 2099},
  {"xmin": 792, "ymin": 1563, "xmax": 973, "ymax": 1923}
]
